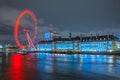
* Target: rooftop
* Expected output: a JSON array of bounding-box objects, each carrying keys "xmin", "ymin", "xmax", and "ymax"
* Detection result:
[{"xmin": 38, "ymin": 35, "xmax": 119, "ymax": 44}]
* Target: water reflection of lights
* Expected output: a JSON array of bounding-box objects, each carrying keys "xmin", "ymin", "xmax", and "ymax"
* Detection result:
[
  {"xmin": 91, "ymin": 55, "xmax": 95, "ymax": 62},
  {"xmin": 108, "ymin": 56, "xmax": 113, "ymax": 63},
  {"xmin": 3, "ymin": 53, "xmax": 120, "ymax": 79},
  {"xmin": 11, "ymin": 54, "xmax": 22, "ymax": 68},
  {"xmin": 108, "ymin": 64, "xmax": 114, "ymax": 73},
  {"xmin": 8, "ymin": 54, "xmax": 23, "ymax": 80},
  {"xmin": 0, "ymin": 57, "xmax": 2, "ymax": 63},
  {"xmin": 46, "ymin": 54, "xmax": 120, "ymax": 78},
  {"xmin": 36, "ymin": 53, "xmax": 116, "ymax": 64},
  {"xmin": 79, "ymin": 54, "xmax": 115, "ymax": 64},
  {"xmin": 0, "ymin": 57, "xmax": 2, "ymax": 77}
]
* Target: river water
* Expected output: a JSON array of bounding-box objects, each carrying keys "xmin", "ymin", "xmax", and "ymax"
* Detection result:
[{"xmin": 0, "ymin": 53, "xmax": 120, "ymax": 80}]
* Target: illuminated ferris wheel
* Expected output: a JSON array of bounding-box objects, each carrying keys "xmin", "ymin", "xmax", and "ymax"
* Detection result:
[{"xmin": 14, "ymin": 10, "xmax": 37, "ymax": 49}]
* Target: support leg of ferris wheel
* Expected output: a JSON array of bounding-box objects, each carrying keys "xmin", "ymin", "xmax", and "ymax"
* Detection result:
[{"xmin": 23, "ymin": 29, "xmax": 36, "ymax": 51}]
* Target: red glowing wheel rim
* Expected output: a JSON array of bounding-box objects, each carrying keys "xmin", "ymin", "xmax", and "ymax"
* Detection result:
[{"xmin": 14, "ymin": 10, "xmax": 37, "ymax": 49}]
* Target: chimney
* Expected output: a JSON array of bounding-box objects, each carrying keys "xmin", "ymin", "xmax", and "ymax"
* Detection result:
[
  {"xmin": 80, "ymin": 34, "xmax": 82, "ymax": 41},
  {"xmin": 107, "ymin": 32, "xmax": 109, "ymax": 40},
  {"xmin": 69, "ymin": 32, "xmax": 72, "ymax": 40},
  {"xmin": 90, "ymin": 33, "xmax": 92, "ymax": 40},
  {"xmin": 96, "ymin": 33, "xmax": 98, "ymax": 40}
]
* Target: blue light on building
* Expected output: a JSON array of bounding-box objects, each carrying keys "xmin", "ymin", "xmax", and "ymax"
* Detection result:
[
  {"xmin": 79, "ymin": 41, "xmax": 112, "ymax": 52},
  {"xmin": 37, "ymin": 34, "xmax": 120, "ymax": 53},
  {"xmin": 44, "ymin": 31, "xmax": 51, "ymax": 40},
  {"xmin": 37, "ymin": 43, "xmax": 54, "ymax": 51},
  {"xmin": 56, "ymin": 42, "xmax": 73, "ymax": 50}
]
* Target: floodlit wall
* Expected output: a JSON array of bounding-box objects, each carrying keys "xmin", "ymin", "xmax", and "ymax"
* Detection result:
[
  {"xmin": 37, "ymin": 43, "xmax": 54, "ymax": 51},
  {"xmin": 79, "ymin": 41, "xmax": 112, "ymax": 52},
  {"xmin": 114, "ymin": 41, "xmax": 120, "ymax": 51},
  {"xmin": 56, "ymin": 42, "xmax": 73, "ymax": 50},
  {"xmin": 37, "ymin": 40, "xmax": 120, "ymax": 52}
]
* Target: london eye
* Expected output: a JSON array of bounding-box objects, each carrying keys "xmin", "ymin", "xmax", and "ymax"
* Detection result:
[{"xmin": 14, "ymin": 10, "xmax": 37, "ymax": 49}]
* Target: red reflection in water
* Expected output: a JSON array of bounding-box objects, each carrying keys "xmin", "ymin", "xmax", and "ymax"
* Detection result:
[
  {"xmin": 8, "ymin": 54, "xmax": 24, "ymax": 80},
  {"xmin": 11, "ymin": 54, "xmax": 22, "ymax": 67},
  {"xmin": 4, "ymin": 53, "xmax": 38, "ymax": 80}
]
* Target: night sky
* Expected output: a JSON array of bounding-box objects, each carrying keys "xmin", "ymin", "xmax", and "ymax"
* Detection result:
[{"xmin": 0, "ymin": 0, "xmax": 120, "ymax": 45}]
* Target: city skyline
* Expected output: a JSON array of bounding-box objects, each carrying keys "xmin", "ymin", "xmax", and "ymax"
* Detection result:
[{"xmin": 0, "ymin": 0, "xmax": 120, "ymax": 45}]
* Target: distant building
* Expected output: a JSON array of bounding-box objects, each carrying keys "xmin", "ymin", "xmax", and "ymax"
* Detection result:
[
  {"xmin": 0, "ymin": 44, "xmax": 3, "ymax": 52},
  {"xmin": 44, "ymin": 25, "xmax": 61, "ymax": 40},
  {"xmin": 4, "ymin": 44, "xmax": 19, "ymax": 52},
  {"xmin": 53, "ymin": 31, "xmax": 61, "ymax": 39}
]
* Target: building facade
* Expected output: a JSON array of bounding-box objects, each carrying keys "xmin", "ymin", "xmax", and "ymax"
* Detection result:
[{"xmin": 37, "ymin": 35, "xmax": 120, "ymax": 53}]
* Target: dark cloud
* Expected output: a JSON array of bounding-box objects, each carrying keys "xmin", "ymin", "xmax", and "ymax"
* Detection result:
[{"xmin": 0, "ymin": 24, "xmax": 13, "ymax": 35}]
